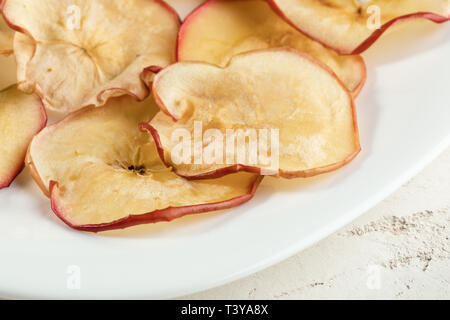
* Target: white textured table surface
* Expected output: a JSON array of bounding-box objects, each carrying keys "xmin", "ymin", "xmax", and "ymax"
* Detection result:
[{"xmin": 183, "ymin": 148, "xmax": 450, "ymax": 300}]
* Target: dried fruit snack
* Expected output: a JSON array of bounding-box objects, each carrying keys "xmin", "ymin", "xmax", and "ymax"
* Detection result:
[
  {"xmin": 177, "ymin": 0, "xmax": 366, "ymax": 97},
  {"xmin": 269, "ymin": 0, "xmax": 450, "ymax": 54},
  {"xmin": 2, "ymin": 0, "xmax": 180, "ymax": 113},
  {"xmin": 144, "ymin": 49, "xmax": 360, "ymax": 179},
  {"xmin": 26, "ymin": 95, "xmax": 261, "ymax": 232},
  {"xmin": 0, "ymin": 15, "xmax": 13, "ymax": 55}
]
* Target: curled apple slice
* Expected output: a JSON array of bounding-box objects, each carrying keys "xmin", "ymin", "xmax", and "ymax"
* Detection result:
[
  {"xmin": 26, "ymin": 95, "xmax": 261, "ymax": 232},
  {"xmin": 0, "ymin": 16, "xmax": 13, "ymax": 55},
  {"xmin": 178, "ymin": 0, "xmax": 366, "ymax": 97},
  {"xmin": 1, "ymin": 0, "xmax": 180, "ymax": 113},
  {"xmin": 144, "ymin": 49, "xmax": 360, "ymax": 179},
  {"xmin": 0, "ymin": 85, "xmax": 46, "ymax": 189},
  {"xmin": 269, "ymin": 0, "xmax": 450, "ymax": 55}
]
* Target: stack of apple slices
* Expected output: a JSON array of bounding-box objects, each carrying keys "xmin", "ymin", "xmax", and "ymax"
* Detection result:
[
  {"xmin": 0, "ymin": 0, "xmax": 448, "ymax": 232},
  {"xmin": 177, "ymin": 0, "xmax": 367, "ymax": 97},
  {"xmin": 26, "ymin": 47, "xmax": 359, "ymax": 231}
]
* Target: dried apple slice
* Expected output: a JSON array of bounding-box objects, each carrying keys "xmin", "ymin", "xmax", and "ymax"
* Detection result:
[
  {"xmin": 0, "ymin": 85, "xmax": 46, "ymax": 189},
  {"xmin": 0, "ymin": 16, "xmax": 13, "ymax": 55},
  {"xmin": 1, "ymin": 0, "xmax": 180, "ymax": 113},
  {"xmin": 269, "ymin": 0, "xmax": 450, "ymax": 55},
  {"xmin": 177, "ymin": 0, "xmax": 366, "ymax": 97},
  {"xmin": 144, "ymin": 49, "xmax": 360, "ymax": 179},
  {"xmin": 26, "ymin": 95, "xmax": 262, "ymax": 232}
]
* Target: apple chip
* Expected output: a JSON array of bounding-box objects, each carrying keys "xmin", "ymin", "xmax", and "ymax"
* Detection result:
[
  {"xmin": 178, "ymin": 0, "xmax": 366, "ymax": 97},
  {"xmin": 144, "ymin": 49, "xmax": 360, "ymax": 179},
  {"xmin": 0, "ymin": 85, "xmax": 46, "ymax": 189},
  {"xmin": 269, "ymin": 0, "xmax": 450, "ymax": 54},
  {"xmin": 0, "ymin": 16, "xmax": 13, "ymax": 55},
  {"xmin": 26, "ymin": 95, "xmax": 262, "ymax": 232},
  {"xmin": 2, "ymin": 0, "xmax": 180, "ymax": 113}
]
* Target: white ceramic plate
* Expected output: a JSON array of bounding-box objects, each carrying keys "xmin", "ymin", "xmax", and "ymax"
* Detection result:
[{"xmin": 0, "ymin": 1, "xmax": 449, "ymax": 299}]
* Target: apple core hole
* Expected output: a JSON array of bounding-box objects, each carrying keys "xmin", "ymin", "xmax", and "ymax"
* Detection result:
[{"xmin": 127, "ymin": 165, "xmax": 147, "ymax": 175}]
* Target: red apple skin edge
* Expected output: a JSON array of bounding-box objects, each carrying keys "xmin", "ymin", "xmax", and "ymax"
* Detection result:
[
  {"xmin": 141, "ymin": 49, "xmax": 361, "ymax": 180},
  {"xmin": 49, "ymin": 176, "xmax": 263, "ymax": 233},
  {"xmin": 267, "ymin": 0, "xmax": 450, "ymax": 55},
  {"xmin": 0, "ymin": 0, "xmax": 181, "ymax": 107},
  {"xmin": 0, "ymin": 99, "xmax": 47, "ymax": 190},
  {"xmin": 175, "ymin": 0, "xmax": 367, "ymax": 98},
  {"xmin": 140, "ymin": 122, "xmax": 361, "ymax": 180}
]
